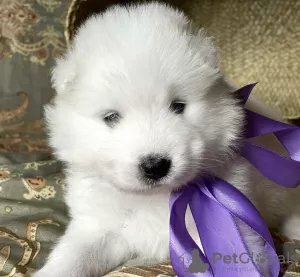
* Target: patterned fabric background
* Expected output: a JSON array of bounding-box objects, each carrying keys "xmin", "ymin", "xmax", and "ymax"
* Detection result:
[
  {"xmin": 0, "ymin": 160, "xmax": 68, "ymax": 277},
  {"xmin": 0, "ymin": 0, "xmax": 300, "ymax": 276},
  {"xmin": 0, "ymin": 0, "xmax": 71, "ymax": 163}
]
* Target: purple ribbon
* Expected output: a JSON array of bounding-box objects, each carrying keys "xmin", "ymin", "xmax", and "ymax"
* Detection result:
[{"xmin": 169, "ymin": 84, "xmax": 300, "ymax": 277}]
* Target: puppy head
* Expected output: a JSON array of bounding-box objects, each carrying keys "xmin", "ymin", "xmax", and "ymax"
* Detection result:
[{"xmin": 46, "ymin": 3, "xmax": 244, "ymax": 192}]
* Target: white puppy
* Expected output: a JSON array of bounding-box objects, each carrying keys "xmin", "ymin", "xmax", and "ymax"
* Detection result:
[{"xmin": 34, "ymin": 3, "xmax": 300, "ymax": 277}]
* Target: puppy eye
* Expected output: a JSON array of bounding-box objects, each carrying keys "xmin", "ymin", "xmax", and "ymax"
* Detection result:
[
  {"xmin": 103, "ymin": 111, "xmax": 121, "ymax": 126},
  {"xmin": 170, "ymin": 100, "xmax": 186, "ymax": 114}
]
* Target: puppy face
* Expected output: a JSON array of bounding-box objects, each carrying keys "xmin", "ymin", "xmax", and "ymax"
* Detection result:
[{"xmin": 46, "ymin": 4, "xmax": 244, "ymax": 192}]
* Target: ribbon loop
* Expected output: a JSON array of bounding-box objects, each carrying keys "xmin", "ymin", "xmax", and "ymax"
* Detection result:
[
  {"xmin": 170, "ymin": 185, "xmax": 212, "ymax": 277},
  {"xmin": 242, "ymin": 142, "xmax": 300, "ymax": 188},
  {"xmin": 242, "ymin": 85, "xmax": 300, "ymax": 187}
]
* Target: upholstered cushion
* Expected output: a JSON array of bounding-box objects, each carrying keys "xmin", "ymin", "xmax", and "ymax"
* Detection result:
[
  {"xmin": 0, "ymin": 160, "xmax": 67, "ymax": 276},
  {"xmin": 0, "ymin": 1, "xmax": 71, "ymax": 163}
]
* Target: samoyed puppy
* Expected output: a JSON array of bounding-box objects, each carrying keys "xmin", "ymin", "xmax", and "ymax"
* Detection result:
[{"xmin": 34, "ymin": 2, "xmax": 300, "ymax": 277}]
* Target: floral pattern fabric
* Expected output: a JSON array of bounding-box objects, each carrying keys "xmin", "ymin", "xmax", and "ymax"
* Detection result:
[
  {"xmin": 0, "ymin": 0, "xmax": 71, "ymax": 162},
  {"xmin": 0, "ymin": 160, "xmax": 68, "ymax": 277}
]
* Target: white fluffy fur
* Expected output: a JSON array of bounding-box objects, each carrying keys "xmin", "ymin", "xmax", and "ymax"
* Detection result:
[{"xmin": 34, "ymin": 3, "xmax": 300, "ymax": 277}]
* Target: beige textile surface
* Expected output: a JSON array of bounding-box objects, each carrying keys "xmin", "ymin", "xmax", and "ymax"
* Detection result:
[{"xmin": 180, "ymin": 0, "xmax": 300, "ymax": 121}]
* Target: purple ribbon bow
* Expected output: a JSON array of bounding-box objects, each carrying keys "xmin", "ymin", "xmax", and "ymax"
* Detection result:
[{"xmin": 169, "ymin": 84, "xmax": 300, "ymax": 277}]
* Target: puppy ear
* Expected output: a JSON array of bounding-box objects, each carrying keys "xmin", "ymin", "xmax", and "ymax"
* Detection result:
[
  {"xmin": 189, "ymin": 28, "xmax": 220, "ymax": 70},
  {"xmin": 51, "ymin": 54, "xmax": 76, "ymax": 94}
]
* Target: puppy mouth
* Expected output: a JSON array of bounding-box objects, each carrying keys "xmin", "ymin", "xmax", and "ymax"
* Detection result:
[
  {"xmin": 139, "ymin": 176, "xmax": 166, "ymax": 189},
  {"xmin": 114, "ymin": 173, "xmax": 196, "ymax": 194},
  {"xmin": 140, "ymin": 172, "xmax": 193, "ymax": 191},
  {"xmin": 112, "ymin": 165, "xmax": 201, "ymax": 193}
]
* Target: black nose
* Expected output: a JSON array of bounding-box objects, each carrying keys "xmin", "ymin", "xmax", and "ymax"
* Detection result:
[{"xmin": 139, "ymin": 155, "xmax": 171, "ymax": 181}]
